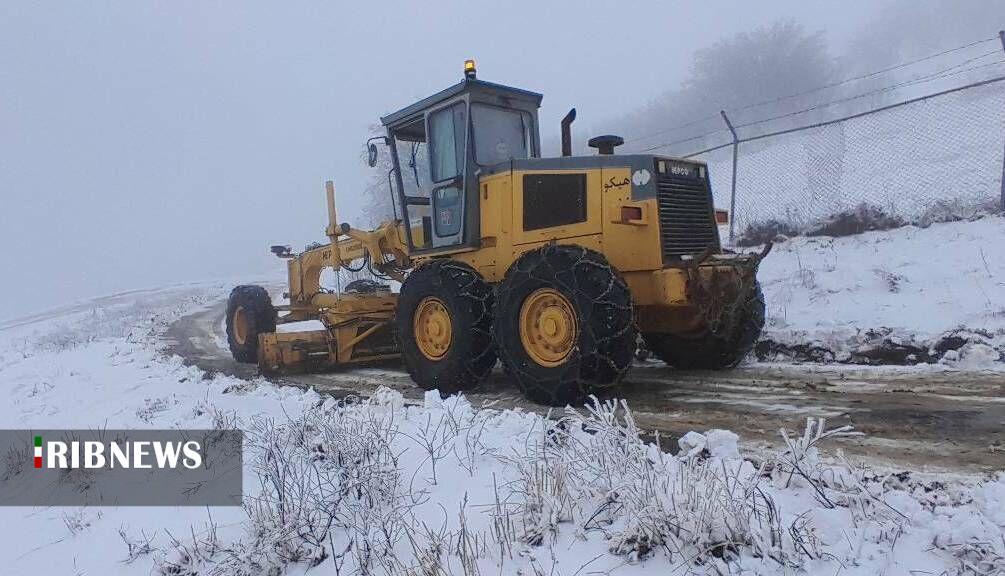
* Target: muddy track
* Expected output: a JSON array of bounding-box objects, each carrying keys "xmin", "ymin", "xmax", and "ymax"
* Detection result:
[{"xmin": 165, "ymin": 301, "xmax": 1005, "ymax": 474}]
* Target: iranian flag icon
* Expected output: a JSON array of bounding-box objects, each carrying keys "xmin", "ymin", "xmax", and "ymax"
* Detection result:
[{"xmin": 34, "ymin": 436, "xmax": 42, "ymax": 468}]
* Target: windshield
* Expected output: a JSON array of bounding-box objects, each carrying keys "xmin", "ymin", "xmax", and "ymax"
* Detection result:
[{"xmin": 471, "ymin": 104, "xmax": 531, "ymax": 165}]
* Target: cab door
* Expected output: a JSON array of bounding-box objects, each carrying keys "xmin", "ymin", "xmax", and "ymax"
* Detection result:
[{"xmin": 426, "ymin": 102, "xmax": 468, "ymax": 248}]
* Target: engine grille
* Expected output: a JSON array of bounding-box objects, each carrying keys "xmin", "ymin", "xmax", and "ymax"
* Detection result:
[{"xmin": 656, "ymin": 171, "xmax": 720, "ymax": 261}]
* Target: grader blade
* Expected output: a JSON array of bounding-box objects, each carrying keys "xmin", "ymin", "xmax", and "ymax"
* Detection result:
[
  {"xmin": 258, "ymin": 312, "xmax": 400, "ymax": 374},
  {"xmin": 258, "ymin": 330, "xmax": 334, "ymax": 373}
]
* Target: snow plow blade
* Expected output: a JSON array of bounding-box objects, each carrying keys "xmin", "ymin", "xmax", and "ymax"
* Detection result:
[
  {"xmin": 258, "ymin": 316, "xmax": 399, "ymax": 374},
  {"xmin": 258, "ymin": 330, "xmax": 335, "ymax": 374}
]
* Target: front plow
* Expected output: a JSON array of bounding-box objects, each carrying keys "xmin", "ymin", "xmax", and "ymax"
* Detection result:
[{"xmin": 259, "ymin": 292, "xmax": 400, "ymax": 374}]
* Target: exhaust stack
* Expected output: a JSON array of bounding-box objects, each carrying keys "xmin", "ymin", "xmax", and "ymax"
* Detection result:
[{"xmin": 560, "ymin": 108, "xmax": 576, "ymax": 157}]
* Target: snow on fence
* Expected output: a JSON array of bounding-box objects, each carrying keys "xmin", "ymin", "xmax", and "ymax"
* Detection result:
[{"xmin": 683, "ymin": 77, "xmax": 1005, "ymax": 243}]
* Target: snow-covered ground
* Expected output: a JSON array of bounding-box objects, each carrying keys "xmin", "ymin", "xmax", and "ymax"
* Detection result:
[
  {"xmin": 0, "ymin": 279, "xmax": 1004, "ymax": 574},
  {"xmin": 756, "ymin": 215, "xmax": 1005, "ymax": 367}
]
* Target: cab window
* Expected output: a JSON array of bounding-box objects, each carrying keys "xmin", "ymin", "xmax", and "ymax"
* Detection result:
[
  {"xmin": 428, "ymin": 103, "xmax": 466, "ymax": 182},
  {"xmin": 427, "ymin": 102, "xmax": 467, "ymax": 245},
  {"xmin": 391, "ymin": 117, "xmax": 433, "ymax": 250},
  {"xmin": 471, "ymin": 104, "xmax": 531, "ymax": 166}
]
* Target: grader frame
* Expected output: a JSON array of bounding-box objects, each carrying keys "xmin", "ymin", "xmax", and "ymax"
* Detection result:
[{"xmin": 257, "ymin": 181, "xmax": 410, "ymax": 371}]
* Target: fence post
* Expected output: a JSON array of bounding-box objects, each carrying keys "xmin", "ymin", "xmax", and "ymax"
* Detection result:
[
  {"xmin": 999, "ymin": 31, "xmax": 1005, "ymax": 211},
  {"xmin": 720, "ymin": 110, "xmax": 740, "ymax": 244}
]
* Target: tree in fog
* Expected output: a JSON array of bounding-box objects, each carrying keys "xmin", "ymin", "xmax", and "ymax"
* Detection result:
[
  {"xmin": 609, "ymin": 21, "xmax": 838, "ymax": 154},
  {"xmin": 841, "ymin": 0, "xmax": 1005, "ymax": 108},
  {"xmin": 360, "ymin": 124, "xmax": 434, "ymax": 227},
  {"xmin": 845, "ymin": 0, "xmax": 1004, "ymax": 75},
  {"xmin": 685, "ymin": 21, "xmax": 835, "ymax": 113},
  {"xmin": 360, "ymin": 125, "xmax": 398, "ymax": 226}
]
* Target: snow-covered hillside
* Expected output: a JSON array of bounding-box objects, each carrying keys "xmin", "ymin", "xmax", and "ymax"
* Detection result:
[
  {"xmin": 757, "ymin": 215, "xmax": 1005, "ymax": 367},
  {"xmin": 1, "ymin": 281, "xmax": 1004, "ymax": 574}
]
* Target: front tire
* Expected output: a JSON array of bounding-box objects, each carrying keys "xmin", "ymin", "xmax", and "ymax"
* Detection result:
[
  {"xmin": 494, "ymin": 245, "xmax": 636, "ymax": 406},
  {"xmin": 226, "ymin": 285, "xmax": 277, "ymax": 363},
  {"xmin": 396, "ymin": 260, "xmax": 496, "ymax": 394},
  {"xmin": 644, "ymin": 282, "xmax": 765, "ymax": 369}
]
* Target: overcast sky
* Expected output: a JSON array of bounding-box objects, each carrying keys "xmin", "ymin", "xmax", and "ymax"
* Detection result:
[{"xmin": 0, "ymin": 1, "xmax": 985, "ymax": 320}]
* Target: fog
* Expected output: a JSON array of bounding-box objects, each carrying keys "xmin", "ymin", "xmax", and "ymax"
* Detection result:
[{"xmin": 1, "ymin": 1, "xmax": 1000, "ymax": 321}]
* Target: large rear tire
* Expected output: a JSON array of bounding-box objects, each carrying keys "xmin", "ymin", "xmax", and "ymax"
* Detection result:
[
  {"xmin": 226, "ymin": 285, "xmax": 277, "ymax": 363},
  {"xmin": 644, "ymin": 282, "xmax": 765, "ymax": 369},
  {"xmin": 396, "ymin": 260, "xmax": 496, "ymax": 394},
  {"xmin": 494, "ymin": 245, "xmax": 636, "ymax": 406}
]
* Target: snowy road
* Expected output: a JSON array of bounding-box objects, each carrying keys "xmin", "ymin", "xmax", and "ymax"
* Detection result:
[{"xmin": 166, "ymin": 300, "xmax": 1005, "ymax": 473}]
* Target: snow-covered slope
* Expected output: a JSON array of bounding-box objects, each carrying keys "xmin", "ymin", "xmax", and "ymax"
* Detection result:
[
  {"xmin": 1, "ymin": 282, "xmax": 1004, "ymax": 575},
  {"xmin": 757, "ymin": 216, "xmax": 1005, "ymax": 366}
]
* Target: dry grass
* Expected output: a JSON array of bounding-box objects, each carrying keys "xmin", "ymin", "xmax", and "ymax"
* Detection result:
[{"xmin": 147, "ymin": 392, "xmax": 998, "ymax": 575}]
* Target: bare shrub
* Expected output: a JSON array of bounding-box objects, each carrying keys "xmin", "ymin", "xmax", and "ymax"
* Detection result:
[
  {"xmin": 136, "ymin": 396, "xmax": 172, "ymax": 423},
  {"xmin": 62, "ymin": 509, "xmax": 99, "ymax": 536},
  {"xmin": 736, "ymin": 219, "xmax": 801, "ymax": 247},
  {"xmin": 231, "ymin": 401, "xmax": 406, "ymax": 574},
  {"xmin": 118, "ymin": 527, "xmax": 155, "ymax": 564},
  {"xmin": 405, "ymin": 412, "xmax": 456, "ymax": 486},
  {"xmin": 149, "ymin": 393, "xmax": 992, "ymax": 574},
  {"xmin": 210, "ymin": 405, "xmax": 239, "ymax": 430},
  {"xmin": 917, "ymin": 197, "xmax": 1003, "ymax": 228},
  {"xmin": 773, "ymin": 418, "xmax": 860, "ymax": 505},
  {"xmin": 939, "ymin": 540, "xmax": 1005, "ymax": 575},
  {"xmin": 157, "ymin": 522, "xmax": 221, "ymax": 575},
  {"xmin": 496, "ymin": 398, "xmax": 816, "ymax": 568},
  {"xmin": 453, "ymin": 416, "xmax": 490, "ymax": 477},
  {"xmin": 2, "ymin": 439, "xmax": 30, "ymax": 481},
  {"xmin": 873, "ymin": 267, "xmax": 903, "ymax": 292},
  {"xmin": 736, "ymin": 201, "xmax": 1000, "ymax": 246},
  {"xmin": 399, "ymin": 496, "xmax": 489, "ymax": 576},
  {"xmin": 804, "ymin": 203, "xmax": 905, "ymax": 237}
]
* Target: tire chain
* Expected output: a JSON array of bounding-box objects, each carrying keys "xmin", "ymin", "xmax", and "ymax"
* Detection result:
[
  {"xmin": 439, "ymin": 261, "xmax": 497, "ymax": 377},
  {"xmin": 398, "ymin": 260, "xmax": 497, "ymax": 389},
  {"xmin": 494, "ymin": 245, "xmax": 635, "ymax": 405},
  {"xmin": 688, "ymin": 258, "xmax": 762, "ymax": 338}
]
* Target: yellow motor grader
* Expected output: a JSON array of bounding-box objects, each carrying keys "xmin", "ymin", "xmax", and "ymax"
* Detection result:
[{"xmin": 226, "ymin": 61, "xmax": 770, "ymax": 405}]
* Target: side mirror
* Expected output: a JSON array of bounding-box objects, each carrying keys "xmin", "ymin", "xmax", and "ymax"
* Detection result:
[{"xmin": 367, "ymin": 143, "xmax": 379, "ymax": 167}]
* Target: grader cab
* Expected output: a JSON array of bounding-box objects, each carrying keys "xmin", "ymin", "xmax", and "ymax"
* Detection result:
[{"xmin": 226, "ymin": 61, "xmax": 770, "ymax": 406}]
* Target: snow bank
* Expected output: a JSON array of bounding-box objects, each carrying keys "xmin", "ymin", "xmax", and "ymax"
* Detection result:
[
  {"xmin": 757, "ymin": 215, "xmax": 1005, "ymax": 367},
  {"xmin": 0, "ymin": 283, "xmax": 1003, "ymax": 575}
]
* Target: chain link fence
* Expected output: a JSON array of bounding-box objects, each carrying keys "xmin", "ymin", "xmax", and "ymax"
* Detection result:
[{"xmin": 680, "ymin": 77, "xmax": 1005, "ymax": 245}]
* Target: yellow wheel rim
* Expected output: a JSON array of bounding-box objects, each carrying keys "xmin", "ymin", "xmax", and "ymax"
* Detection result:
[
  {"xmin": 414, "ymin": 297, "xmax": 453, "ymax": 361},
  {"xmin": 233, "ymin": 306, "xmax": 249, "ymax": 345},
  {"xmin": 519, "ymin": 288, "xmax": 578, "ymax": 367}
]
